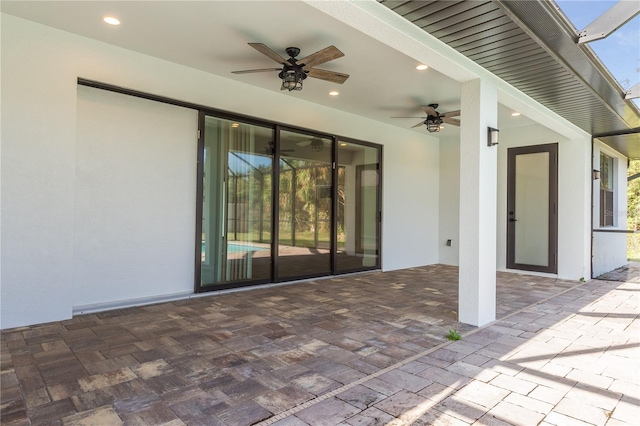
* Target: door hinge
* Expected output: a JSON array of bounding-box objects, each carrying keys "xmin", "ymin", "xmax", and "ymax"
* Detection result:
[{"xmin": 197, "ymin": 129, "xmax": 201, "ymax": 140}]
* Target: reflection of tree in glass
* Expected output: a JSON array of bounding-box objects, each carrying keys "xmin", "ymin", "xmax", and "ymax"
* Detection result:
[
  {"xmin": 280, "ymin": 160, "xmax": 343, "ymax": 247},
  {"xmin": 228, "ymin": 157, "xmax": 346, "ymax": 248},
  {"xmin": 337, "ymin": 167, "xmax": 346, "ymax": 244},
  {"xmin": 628, "ymin": 160, "xmax": 640, "ymax": 259}
]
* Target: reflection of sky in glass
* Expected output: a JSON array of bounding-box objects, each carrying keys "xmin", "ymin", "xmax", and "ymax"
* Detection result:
[
  {"xmin": 229, "ymin": 151, "xmax": 272, "ymax": 176},
  {"xmin": 556, "ymin": 1, "xmax": 639, "ymax": 106}
]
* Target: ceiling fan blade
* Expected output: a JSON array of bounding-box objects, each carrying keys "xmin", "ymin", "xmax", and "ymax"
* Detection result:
[
  {"xmin": 421, "ymin": 105, "xmax": 438, "ymax": 116},
  {"xmin": 411, "ymin": 121, "xmax": 425, "ymax": 128},
  {"xmin": 307, "ymin": 68, "xmax": 349, "ymax": 84},
  {"xmin": 391, "ymin": 116, "xmax": 428, "ymax": 119},
  {"xmin": 297, "ymin": 139, "xmax": 328, "ymax": 146},
  {"xmin": 442, "ymin": 110, "xmax": 461, "ymax": 118},
  {"xmin": 232, "ymin": 68, "xmax": 282, "ymax": 74},
  {"xmin": 298, "ymin": 45, "xmax": 344, "ymax": 68},
  {"xmin": 443, "ymin": 117, "xmax": 461, "ymax": 126},
  {"xmin": 248, "ymin": 42, "xmax": 289, "ymax": 65}
]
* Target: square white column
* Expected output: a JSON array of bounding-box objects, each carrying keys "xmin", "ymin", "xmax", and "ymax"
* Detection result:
[{"xmin": 459, "ymin": 79, "xmax": 498, "ymax": 326}]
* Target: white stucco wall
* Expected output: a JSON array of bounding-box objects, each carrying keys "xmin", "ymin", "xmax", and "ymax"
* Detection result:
[
  {"xmin": 438, "ymin": 134, "xmax": 460, "ymax": 265},
  {"xmin": 592, "ymin": 141, "xmax": 629, "ymax": 277},
  {"xmin": 74, "ymin": 86, "xmax": 197, "ymax": 308},
  {"xmin": 438, "ymin": 122, "xmax": 592, "ymax": 281},
  {"xmin": 1, "ymin": 14, "xmax": 440, "ymax": 328}
]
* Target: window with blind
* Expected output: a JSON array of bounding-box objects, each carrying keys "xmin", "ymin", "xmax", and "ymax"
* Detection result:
[{"xmin": 600, "ymin": 153, "xmax": 614, "ymax": 227}]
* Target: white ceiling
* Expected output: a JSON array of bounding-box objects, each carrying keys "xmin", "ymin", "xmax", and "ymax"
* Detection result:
[{"xmin": 2, "ymin": 0, "xmax": 535, "ymax": 135}]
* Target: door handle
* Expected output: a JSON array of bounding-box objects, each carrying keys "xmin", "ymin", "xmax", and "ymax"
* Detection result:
[{"xmin": 509, "ymin": 218, "xmax": 517, "ymax": 222}]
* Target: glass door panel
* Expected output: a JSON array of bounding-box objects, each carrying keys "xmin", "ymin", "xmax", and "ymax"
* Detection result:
[
  {"xmin": 200, "ymin": 116, "xmax": 273, "ymax": 288},
  {"xmin": 507, "ymin": 144, "xmax": 558, "ymax": 273},
  {"xmin": 514, "ymin": 152, "xmax": 549, "ymax": 265},
  {"xmin": 277, "ymin": 131, "xmax": 332, "ymax": 279},
  {"xmin": 336, "ymin": 141, "xmax": 380, "ymax": 272}
]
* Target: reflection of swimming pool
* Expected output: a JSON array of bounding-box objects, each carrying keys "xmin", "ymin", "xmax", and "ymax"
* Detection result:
[{"xmin": 227, "ymin": 243, "xmax": 269, "ymax": 253}]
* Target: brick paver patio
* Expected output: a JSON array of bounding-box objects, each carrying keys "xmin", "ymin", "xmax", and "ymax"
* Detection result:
[{"xmin": 1, "ymin": 264, "xmax": 638, "ymax": 425}]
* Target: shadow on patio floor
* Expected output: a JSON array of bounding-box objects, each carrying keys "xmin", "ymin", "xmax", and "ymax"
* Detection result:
[{"xmin": 597, "ymin": 261, "xmax": 640, "ymax": 283}]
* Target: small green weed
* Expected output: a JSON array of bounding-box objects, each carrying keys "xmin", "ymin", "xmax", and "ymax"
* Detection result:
[{"xmin": 446, "ymin": 329, "xmax": 461, "ymax": 341}]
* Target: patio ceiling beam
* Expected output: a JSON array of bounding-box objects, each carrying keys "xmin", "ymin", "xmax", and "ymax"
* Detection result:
[
  {"xmin": 626, "ymin": 83, "xmax": 640, "ymax": 100},
  {"xmin": 577, "ymin": 0, "xmax": 640, "ymax": 44}
]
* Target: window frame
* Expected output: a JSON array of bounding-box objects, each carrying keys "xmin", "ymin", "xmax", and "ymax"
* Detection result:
[{"xmin": 599, "ymin": 152, "xmax": 615, "ymax": 227}]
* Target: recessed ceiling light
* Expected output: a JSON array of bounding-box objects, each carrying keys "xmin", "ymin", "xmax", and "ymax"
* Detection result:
[
  {"xmin": 416, "ymin": 64, "xmax": 428, "ymax": 70},
  {"xmin": 103, "ymin": 16, "xmax": 120, "ymax": 26},
  {"xmin": 329, "ymin": 91, "xmax": 339, "ymax": 96},
  {"xmin": 511, "ymin": 112, "xmax": 521, "ymax": 117}
]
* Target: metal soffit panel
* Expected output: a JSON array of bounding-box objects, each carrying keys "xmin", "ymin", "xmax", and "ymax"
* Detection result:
[{"xmin": 379, "ymin": 0, "xmax": 640, "ymax": 158}]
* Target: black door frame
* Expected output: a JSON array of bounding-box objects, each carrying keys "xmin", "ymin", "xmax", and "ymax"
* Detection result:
[
  {"xmin": 506, "ymin": 143, "xmax": 558, "ymax": 274},
  {"xmin": 195, "ymin": 113, "xmax": 382, "ymax": 293},
  {"xmin": 273, "ymin": 126, "xmax": 335, "ymax": 283}
]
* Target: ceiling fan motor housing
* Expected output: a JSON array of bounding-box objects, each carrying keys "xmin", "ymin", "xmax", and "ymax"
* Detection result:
[{"xmin": 285, "ymin": 47, "xmax": 301, "ymax": 59}]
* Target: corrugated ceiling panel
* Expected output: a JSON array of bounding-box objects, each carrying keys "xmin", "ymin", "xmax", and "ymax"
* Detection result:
[
  {"xmin": 470, "ymin": 42, "xmax": 543, "ymax": 62},
  {"xmin": 496, "ymin": 62, "xmax": 560, "ymax": 78},
  {"xmin": 382, "ymin": 1, "xmax": 431, "ymax": 14},
  {"xmin": 466, "ymin": 41, "xmax": 540, "ymax": 62},
  {"xmin": 414, "ymin": 1, "xmax": 490, "ymax": 26},
  {"xmin": 417, "ymin": 5, "xmax": 505, "ymax": 34},
  {"xmin": 433, "ymin": 17, "xmax": 516, "ymax": 43},
  {"xmin": 453, "ymin": 31, "xmax": 530, "ymax": 52},
  {"xmin": 480, "ymin": 51, "xmax": 551, "ymax": 69}
]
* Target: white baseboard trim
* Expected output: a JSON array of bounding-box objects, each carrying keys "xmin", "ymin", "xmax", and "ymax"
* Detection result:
[
  {"xmin": 73, "ymin": 291, "xmax": 195, "ymax": 316},
  {"xmin": 72, "ymin": 270, "xmax": 382, "ymax": 317}
]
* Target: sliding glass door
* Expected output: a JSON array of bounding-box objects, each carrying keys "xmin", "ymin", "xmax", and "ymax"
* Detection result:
[
  {"xmin": 336, "ymin": 140, "xmax": 381, "ymax": 272},
  {"xmin": 196, "ymin": 114, "xmax": 381, "ymax": 292},
  {"xmin": 277, "ymin": 130, "xmax": 333, "ymax": 280},
  {"xmin": 199, "ymin": 115, "xmax": 273, "ymax": 289}
]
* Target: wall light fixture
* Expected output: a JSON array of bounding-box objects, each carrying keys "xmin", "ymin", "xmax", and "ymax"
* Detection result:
[{"xmin": 488, "ymin": 127, "xmax": 499, "ymax": 146}]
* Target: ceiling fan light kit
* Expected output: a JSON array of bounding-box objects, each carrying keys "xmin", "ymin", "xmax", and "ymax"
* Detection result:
[
  {"xmin": 425, "ymin": 116, "xmax": 443, "ymax": 133},
  {"xmin": 232, "ymin": 43, "xmax": 349, "ymax": 92},
  {"xmin": 279, "ymin": 67, "xmax": 306, "ymax": 91},
  {"xmin": 391, "ymin": 104, "xmax": 461, "ymax": 133}
]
